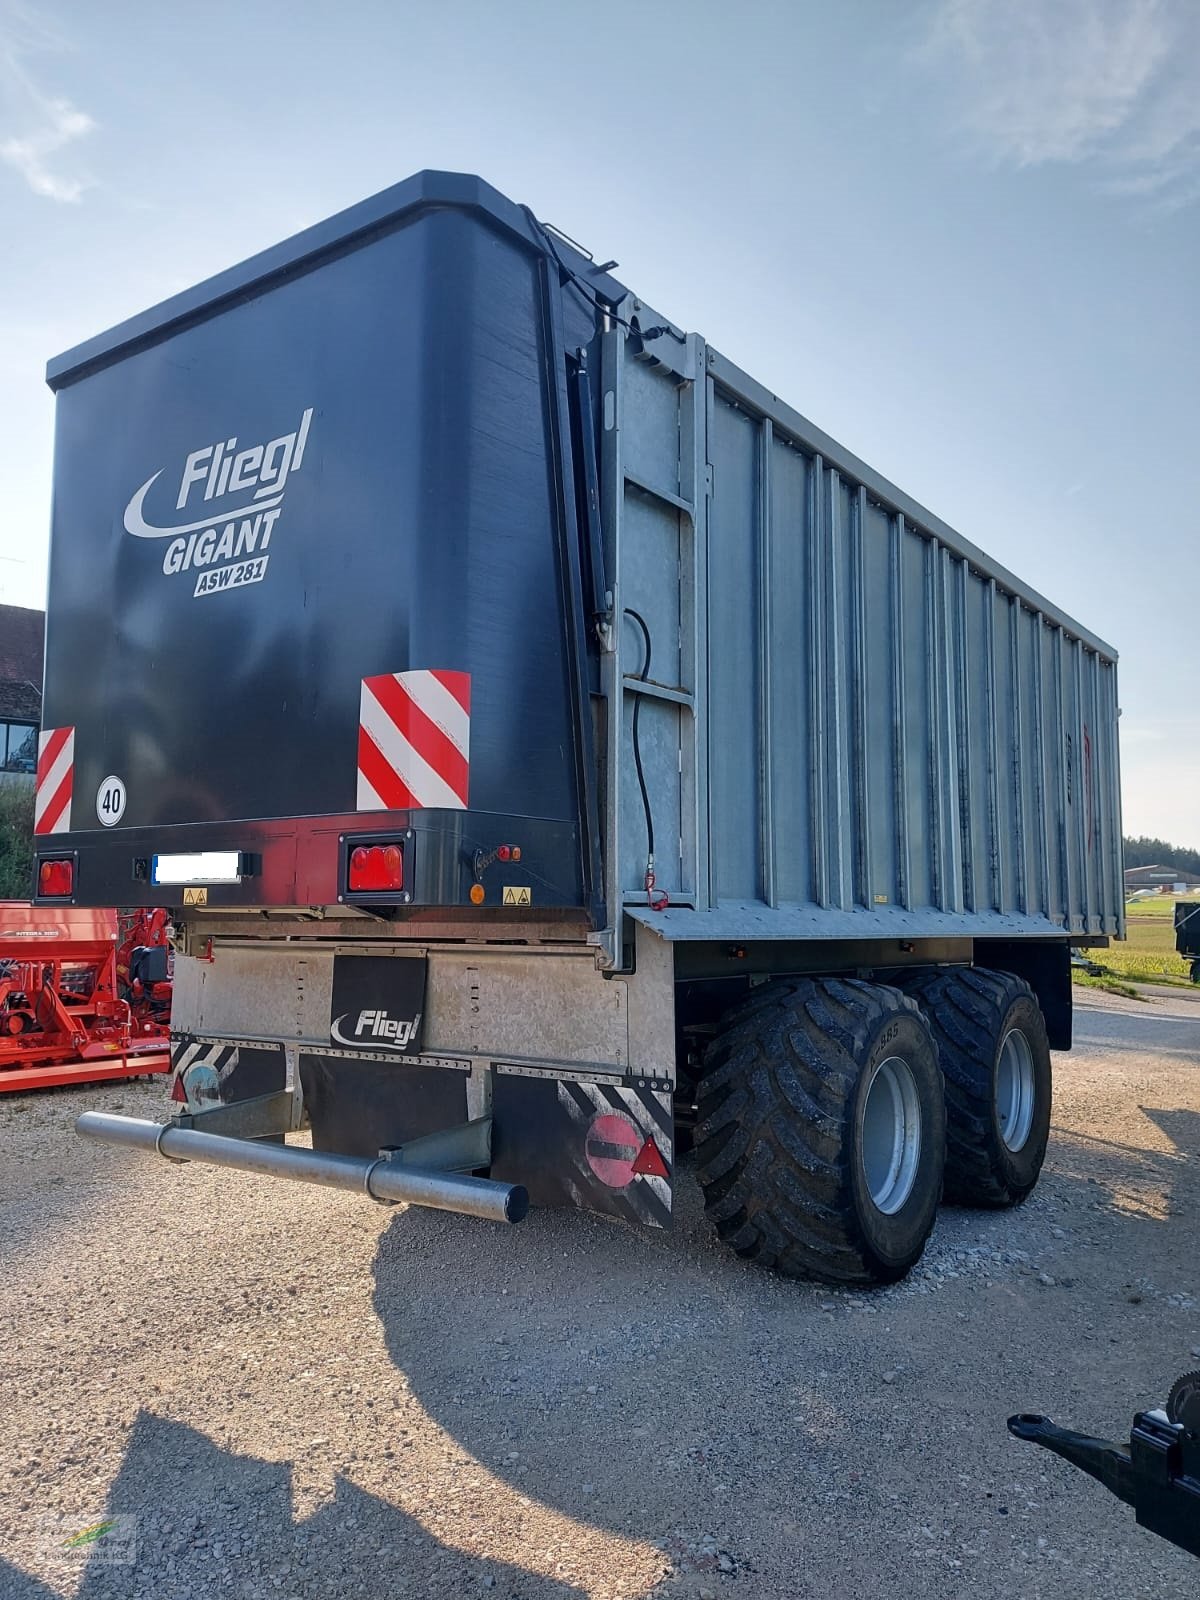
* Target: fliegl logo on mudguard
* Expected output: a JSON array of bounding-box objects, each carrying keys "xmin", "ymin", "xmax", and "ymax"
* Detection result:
[
  {"xmin": 328, "ymin": 955, "xmax": 427, "ymax": 1056},
  {"xmin": 330, "ymin": 1009, "xmax": 423, "ymax": 1051},
  {"xmin": 122, "ymin": 407, "xmax": 313, "ymax": 599}
]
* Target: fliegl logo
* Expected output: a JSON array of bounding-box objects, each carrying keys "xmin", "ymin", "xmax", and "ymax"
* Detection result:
[
  {"xmin": 122, "ymin": 407, "xmax": 313, "ymax": 599},
  {"xmin": 330, "ymin": 1007, "xmax": 422, "ymax": 1052}
]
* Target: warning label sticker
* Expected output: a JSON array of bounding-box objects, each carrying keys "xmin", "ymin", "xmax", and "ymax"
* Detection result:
[
  {"xmin": 182, "ymin": 886, "xmax": 208, "ymax": 905},
  {"xmin": 502, "ymin": 886, "xmax": 532, "ymax": 907}
]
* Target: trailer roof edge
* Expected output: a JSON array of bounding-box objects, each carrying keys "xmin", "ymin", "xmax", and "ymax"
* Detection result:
[
  {"xmin": 45, "ymin": 170, "xmax": 624, "ymax": 391},
  {"xmin": 43, "ymin": 172, "xmax": 1119, "ymax": 666}
]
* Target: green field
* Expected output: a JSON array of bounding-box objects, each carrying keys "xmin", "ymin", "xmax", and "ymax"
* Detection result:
[
  {"xmin": 1122, "ymin": 893, "xmax": 1199, "ymax": 918},
  {"xmin": 1092, "ymin": 902, "xmax": 1196, "ymax": 984}
]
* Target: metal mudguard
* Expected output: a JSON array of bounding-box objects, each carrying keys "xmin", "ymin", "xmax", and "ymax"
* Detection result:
[{"xmin": 166, "ymin": 925, "xmax": 677, "ymax": 1228}]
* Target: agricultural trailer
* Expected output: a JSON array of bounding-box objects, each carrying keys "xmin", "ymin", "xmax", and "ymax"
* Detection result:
[
  {"xmin": 1174, "ymin": 902, "xmax": 1200, "ymax": 983},
  {"xmin": 35, "ymin": 171, "xmax": 1123, "ymax": 1281}
]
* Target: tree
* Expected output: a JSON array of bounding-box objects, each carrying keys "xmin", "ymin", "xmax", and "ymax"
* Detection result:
[{"xmin": 1123, "ymin": 836, "xmax": 1200, "ymax": 876}]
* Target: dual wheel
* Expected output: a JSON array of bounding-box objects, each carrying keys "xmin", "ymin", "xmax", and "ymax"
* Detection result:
[{"xmin": 693, "ymin": 968, "xmax": 1051, "ymax": 1284}]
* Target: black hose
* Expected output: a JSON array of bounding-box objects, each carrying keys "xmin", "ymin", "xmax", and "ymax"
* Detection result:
[{"xmin": 624, "ymin": 608, "xmax": 654, "ymax": 859}]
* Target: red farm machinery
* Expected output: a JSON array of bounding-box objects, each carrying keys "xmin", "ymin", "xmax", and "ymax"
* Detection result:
[{"xmin": 0, "ymin": 902, "xmax": 171, "ymax": 1093}]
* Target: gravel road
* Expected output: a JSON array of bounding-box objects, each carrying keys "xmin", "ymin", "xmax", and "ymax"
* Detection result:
[{"xmin": 0, "ymin": 986, "xmax": 1197, "ymax": 1599}]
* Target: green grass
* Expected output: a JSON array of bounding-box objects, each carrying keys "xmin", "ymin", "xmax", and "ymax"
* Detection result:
[
  {"xmin": 1124, "ymin": 894, "xmax": 1199, "ymax": 918},
  {"xmin": 1090, "ymin": 907, "xmax": 1195, "ymax": 988},
  {"xmin": 1071, "ymin": 969, "xmax": 1143, "ymax": 1000}
]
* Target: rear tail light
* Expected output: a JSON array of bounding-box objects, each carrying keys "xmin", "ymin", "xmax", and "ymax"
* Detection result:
[
  {"xmin": 38, "ymin": 858, "xmax": 74, "ymax": 898},
  {"xmin": 348, "ymin": 843, "xmax": 404, "ymax": 893}
]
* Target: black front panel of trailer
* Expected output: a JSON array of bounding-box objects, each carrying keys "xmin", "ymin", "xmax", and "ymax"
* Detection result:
[{"xmin": 41, "ymin": 195, "xmax": 599, "ymax": 914}]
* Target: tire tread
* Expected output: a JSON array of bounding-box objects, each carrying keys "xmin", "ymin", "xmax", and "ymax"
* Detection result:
[
  {"xmin": 900, "ymin": 967, "xmax": 1047, "ymax": 1206},
  {"xmin": 694, "ymin": 978, "xmax": 937, "ymax": 1284}
]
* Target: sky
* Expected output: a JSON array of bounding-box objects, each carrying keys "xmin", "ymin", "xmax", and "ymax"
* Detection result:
[{"xmin": 0, "ymin": 0, "xmax": 1197, "ymax": 844}]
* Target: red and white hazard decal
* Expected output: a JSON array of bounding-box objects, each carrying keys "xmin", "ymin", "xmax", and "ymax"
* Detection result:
[
  {"xmin": 34, "ymin": 727, "xmax": 74, "ymax": 835},
  {"xmin": 357, "ymin": 670, "xmax": 471, "ymax": 812}
]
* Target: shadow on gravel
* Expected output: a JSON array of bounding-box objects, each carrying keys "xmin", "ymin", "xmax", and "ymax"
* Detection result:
[
  {"xmin": 369, "ymin": 1112, "xmax": 1200, "ymax": 1594},
  {"xmin": 1141, "ymin": 1107, "xmax": 1200, "ymax": 1152},
  {"xmin": 0, "ymin": 1557, "xmax": 56, "ymax": 1598},
  {"xmin": 1051, "ymin": 1104, "xmax": 1199, "ymax": 1209},
  {"xmin": 6, "ymin": 1411, "xmax": 585, "ymax": 1599},
  {"xmin": 371, "ymin": 1173, "xmax": 802, "ymax": 1586}
]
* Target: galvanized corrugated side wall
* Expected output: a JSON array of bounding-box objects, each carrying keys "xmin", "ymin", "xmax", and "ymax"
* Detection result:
[{"xmin": 606, "ymin": 331, "xmax": 1122, "ymax": 942}]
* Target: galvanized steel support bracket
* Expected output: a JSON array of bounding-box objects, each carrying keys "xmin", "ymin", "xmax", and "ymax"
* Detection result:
[
  {"xmin": 170, "ymin": 1089, "xmax": 296, "ymax": 1140},
  {"xmin": 379, "ymin": 1114, "xmax": 493, "ymax": 1175},
  {"xmin": 588, "ymin": 925, "xmax": 621, "ymax": 971}
]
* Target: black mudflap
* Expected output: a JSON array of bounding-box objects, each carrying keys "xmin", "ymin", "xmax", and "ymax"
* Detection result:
[
  {"xmin": 171, "ymin": 1034, "xmax": 285, "ymax": 1107},
  {"xmin": 490, "ymin": 1074, "xmax": 674, "ymax": 1228},
  {"xmin": 301, "ymin": 1056, "xmax": 468, "ymax": 1158}
]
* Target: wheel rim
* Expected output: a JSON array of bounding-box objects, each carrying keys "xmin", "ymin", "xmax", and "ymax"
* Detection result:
[
  {"xmin": 996, "ymin": 1027, "xmax": 1036, "ymax": 1152},
  {"xmin": 861, "ymin": 1055, "xmax": 922, "ymax": 1215}
]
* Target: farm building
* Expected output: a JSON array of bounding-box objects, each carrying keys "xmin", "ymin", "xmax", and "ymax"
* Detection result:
[{"xmin": 1124, "ymin": 864, "xmax": 1200, "ymax": 894}]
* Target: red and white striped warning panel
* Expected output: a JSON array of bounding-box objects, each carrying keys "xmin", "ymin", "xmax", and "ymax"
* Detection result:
[
  {"xmin": 357, "ymin": 670, "xmax": 471, "ymax": 812},
  {"xmin": 34, "ymin": 726, "xmax": 75, "ymax": 835}
]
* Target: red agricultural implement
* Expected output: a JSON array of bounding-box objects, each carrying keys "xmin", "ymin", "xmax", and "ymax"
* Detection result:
[
  {"xmin": 0, "ymin": 902, "xmax": 170, "ymax": 1093},
  {"xmin": 116, "ymin": 907, "xmax": 173, "ymax": 1034}
]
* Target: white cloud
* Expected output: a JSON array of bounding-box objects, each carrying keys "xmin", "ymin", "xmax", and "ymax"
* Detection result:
[
  {"xmin": 923, "ymin": 0, "xmax": 1200, "ymax": 207},
  {"xmin": 0, "ymin": 3, "xmax": 95, "ymax": 203},
  {"xmin": 0, "ymin": 97, "xmax": 94, "ymax": 202}
]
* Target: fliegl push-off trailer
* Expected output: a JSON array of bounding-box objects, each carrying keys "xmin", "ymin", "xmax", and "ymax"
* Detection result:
[{"xmin": 37, "ymin": 172, "xmax": 1122, "ymax": 1283}]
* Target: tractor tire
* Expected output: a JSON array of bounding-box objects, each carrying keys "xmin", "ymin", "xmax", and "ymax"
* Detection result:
[
  {"xmin": 899, "ymin": 967, "xmax": 1051, "ymax": 1208},
  {"xmin": 694, "ymin": 978, "xmax": 945, "ymax": 1285}
]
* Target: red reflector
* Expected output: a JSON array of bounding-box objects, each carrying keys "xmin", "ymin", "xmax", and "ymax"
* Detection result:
[
  {"xmin": 496, "ymin": 844, "xmax": 511, "ymax": 862},
  {"xmin": 38, "ymin": 858, "xmax": 74, "ymax": 897},
  {"xmin": 169, "ymin": 1073, "xmax": 188, "ymax": 1103},
  {"xmin": 348, "ymin": 842, "xmax": 404, "ymax": 893},
  {"xmin": 631, "ymin": 1135, "xmax": 669, "ymax": 1180}
]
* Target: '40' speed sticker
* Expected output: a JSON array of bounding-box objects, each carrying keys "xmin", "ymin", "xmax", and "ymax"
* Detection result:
[{"xmin": 96, "ymin": 775, "xmax": 126, "ymax": 827}]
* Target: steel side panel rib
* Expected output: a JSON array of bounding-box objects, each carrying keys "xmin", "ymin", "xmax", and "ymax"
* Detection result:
[
  {"xmin": 705, "ymin": 348, "xmax": 1116, "ymax": 661},
  {"xmin": 647, "ymin": 347, "xmax": 1123, "ymax": 941}
]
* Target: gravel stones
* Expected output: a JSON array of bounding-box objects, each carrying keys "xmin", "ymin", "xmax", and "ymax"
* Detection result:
[{"xmin": 1, "ymin": 988, "xmax": 1198, "ymax": 1597}]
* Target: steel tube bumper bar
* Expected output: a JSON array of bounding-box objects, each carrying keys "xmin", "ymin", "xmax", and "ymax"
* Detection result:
[{"xmin": 76, "ymin": 1112, "xmax": 528, "ymax": 1223}]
